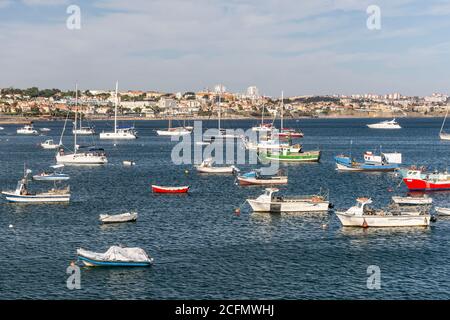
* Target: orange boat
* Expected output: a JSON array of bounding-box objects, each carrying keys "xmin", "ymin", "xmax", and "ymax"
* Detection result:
[{"xmin": 151, "ymin": 185, "xmax": 189, "ymax": 194}]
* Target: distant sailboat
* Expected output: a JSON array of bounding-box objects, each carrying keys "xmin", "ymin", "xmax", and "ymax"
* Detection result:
[
  {"xmin": 204, "ymin": 87, "xmax": 238, "ymax": 140},
  {"xmin": 73, "ymin": 109, "xmax": 95, "ymax": 135},
  {"xmin": 440, "ymin": 109, "xmax": 450, "ymax": 140},
  {"xmin": 56, "ymin": 84, "xmax": 108, "ymax": 165},
  {"xmin": 156, "ymin": 116, "xmax": 191, "ymax": 136},
  {"xmin": 99, "ymin": 82, "xmax": 138, "ymax": 140}
]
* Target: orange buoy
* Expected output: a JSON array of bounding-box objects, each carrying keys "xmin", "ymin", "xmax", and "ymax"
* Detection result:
[{"xmin": 362, "ymin": 219, "xmax": 369, "ymax": 228}]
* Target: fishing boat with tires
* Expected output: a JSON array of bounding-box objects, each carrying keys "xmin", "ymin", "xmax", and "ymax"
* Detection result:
[
  {"xmin": 99, "ymin": 212, "xmax": 138, "ymax": 224},
  {"xmin": 236, "ymin": 169, "xmax": 288, "ymax": 186},
  {"xmin": 247, "ymin": 188, "xmax": 331, "ymax": 213},
  {"xmin": 77, "ymin": 246, "xmax": 153, "ymax": 267},
  {"xmin": 151, "ymin": 185, "xmax": 190, "ymax": 194},
  {"xmin": 336, "ymin": 198, "xmax": 431, "ymax": 227},
  {"xmin": 2, "ymin": 168, "xmax": 70, "ymax": 203}
]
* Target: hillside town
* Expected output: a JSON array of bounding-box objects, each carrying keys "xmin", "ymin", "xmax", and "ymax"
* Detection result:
[{"xmin": 1, "ymin": 85, "xmax": 449, "ymax": 122}]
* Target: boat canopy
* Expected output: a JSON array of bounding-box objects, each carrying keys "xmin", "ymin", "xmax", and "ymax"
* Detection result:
[{"xmin": 77, "ymin": 246, "xmax": 151, "ymax": 263}]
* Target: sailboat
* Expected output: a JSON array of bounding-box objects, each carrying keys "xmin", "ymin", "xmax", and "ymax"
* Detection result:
[
  {"xmin": 156, "ymin": 116, "xmax": 191, "ymax": 136},
  {"xmin": 440, "ymin": 109, "xmax": 450, "ymax": 140},
  {"xmin": 252, "ymin": 104, "xmax": 274, "ymax": 132},
  {"xmin": 72, "ymin": 109, "xmax": 95, "ymax": 135},
  {"xmin": 276, "ymin": 92, "xmax": 303, "ymax": 138},
  {"xmin": 99, "ymin": 82, "xmax": 138, "ymax": 140},
  {"xmin": 56, "ymin": 85, "xmax": 108, "ymax": 165},
  {"xmin": 204, "ymin": 87, "xmax": 238, "ymax": 140}
]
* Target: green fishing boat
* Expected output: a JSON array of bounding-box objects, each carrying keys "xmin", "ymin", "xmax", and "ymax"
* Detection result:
[{"xmin": 259, "ymin": 148, "xmax": 321, "ymax": 162}]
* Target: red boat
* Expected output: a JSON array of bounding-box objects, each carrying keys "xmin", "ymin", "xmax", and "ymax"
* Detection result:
[
  {"xmin": 402, "ymin": 169, "xmax": 450, "ymax": 191},
  {"xmin": 151, "ymin": 185, "xmax": 190, "ymax": 194}
]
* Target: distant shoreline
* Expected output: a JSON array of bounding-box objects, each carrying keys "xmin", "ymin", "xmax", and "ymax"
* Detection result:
[{"xmin": 0, "ymin": 113, "xmax": 445, "ymax": 124}]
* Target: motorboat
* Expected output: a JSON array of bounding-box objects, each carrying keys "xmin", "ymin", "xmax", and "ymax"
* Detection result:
[
  {"xmin": 99, "ymin": 212, "xmax": 138, "ymax": 224},
  {"xmin": 335, "ymin": 151, "xmax": 401, "ymax": 172},
  {"xmin": 2, "ymin": 168, "xmax": 70, "ymax": 203},
  {"xmin": 40, "ymin": 139, "xmax": 59, "ymax": 150},
  {"xmin": 123, "ymin": 160, "xmax": 135, "ymax": 166},
  {"xmin": 391, "ymin": 195, "xmax": 432, "ymax": 205},
  {"xmin": 77, "ymin": 246, "xmax": 153, "ymax": 267},
  {"xmin": 99, "ymin": 82, "xmax": 137, "ymax": 140},
  {"xmin": 247, "ymin": 188, "xmax": 330, "ymax": 213},
  {"xmin": 195, "ymin": 158, "xmax": 239, "ymax": 174},
  {"xmin": 32, "ymin": 165, "xmax": 70, "ymax": 181},
  {"xmin": 40, "ymin": 128, "xmax": 51, "ymax": 132},
  {"xmin": 367, "ymin": 119, "xmax": 401, "ymax": 129},
  {"xmin": 151, "ymin": 185, "xmax": 189, "ymax": 194},
  {"xmin": 402, "ymin": 168, "xmax": 450, "ymax": 191},
  {"xmin": 17, "ymin": 123, "xmax": 38, "ymax": 135},
  {"xmin": 435, "ymin": 207, "xmax": 450, "ymax": 216},
  {"xmin": 237, "ymin": 169, "xmax": 288, "ymax": 186},
  {"xmin": 336, "ymin": 198, "xmax": 431, "ymax": 227}
]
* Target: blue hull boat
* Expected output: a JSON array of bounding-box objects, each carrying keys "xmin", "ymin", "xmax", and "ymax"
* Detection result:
[
  {"xmin": 77, "ymin": 246, "xmax": 153, "ymax": 267},
  {"xmin": 78, "ymin": 256, "xmax": 151, "ymax": 267},
  {"xmin": 335, "ymin": 156, "xmax": 399, "ymax": 172}
]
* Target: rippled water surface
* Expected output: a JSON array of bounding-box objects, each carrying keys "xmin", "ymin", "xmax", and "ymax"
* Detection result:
[{"xmin": 1, "ymin": 118, "xmax": 450, "ymax": 299}]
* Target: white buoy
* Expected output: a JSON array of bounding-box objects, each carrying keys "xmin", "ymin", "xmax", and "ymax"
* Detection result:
[{"xmin": 9, "ymin": 224, "xmax": 13, "ymax": 228}]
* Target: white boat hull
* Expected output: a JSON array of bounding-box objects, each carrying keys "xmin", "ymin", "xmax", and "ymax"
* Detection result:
[
  {"xmin": 73, "ymin": 129, "xmax": 95, "ymax": 135},
  {"xmin": 17, "ymin": 130, "xmax": 38, "ymax": 135},
  {"xmin": 391, "ymin": 196, "xmax": 432, "ymax": 205},
  {"xmin": 196, "ymin": 166, "xmax": 235, "ymax": 173},
  {"xmin": 435, "ymin": 207, "xmax": 450, "ymax": 216},
  {"xmin": 99, "ymin": 132, "xmax": 137, "ymax": 140},
  {"xmin": 41, "ymin": 144, "xmax": 59, "ymax": 150},
  {"xmin": 2, "ymin": 191, "xmax": 70, "ymax": 203},
  {"xmin": 367, "ymin": 124, "xmax": 401, "ymax": 129},
  {"xmin": 247, "ymin": 199, "xmax": 329, "ymax": 212},
  {"xmin": 336, "ymin": 212, "xmax": 430, "ymax": 227},
  {"xmin": 440, "ymin": 133, "xmax": 450, "ymax": 141},
  {"xmin": 56, "ymin": 153, "xmax": 108, "ymax": 165},
  {"xmin": 156, "ymin": 130, "xmax": 191, "ymax": 136}
]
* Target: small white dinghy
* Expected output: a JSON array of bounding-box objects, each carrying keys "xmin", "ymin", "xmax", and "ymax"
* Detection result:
[
  {"xmin": 99, "ymin": 212, "xmax": 138, "ymax": 224},
  {"xmin": 435, "ymin": 207, "xmax": 450, "ymax": 216},
  {"xmin": 195, "ymin": 158, "xmax": 238, "ymax": 174},
  {"xmin": 391, "ymin": 195, "xmax": 432, "ymax": 205},
  {"xmin": 77, "ymin": 246, "xmax": 152, "ymax": 267},
  {"xmin": 123, "ymin": 160, "xmax": 135, "ymax": 166}
]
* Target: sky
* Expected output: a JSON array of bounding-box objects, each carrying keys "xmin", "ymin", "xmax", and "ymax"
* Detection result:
[{"xmin": 0, "ymin": 0, "xmax": 449, "ymax": 96}]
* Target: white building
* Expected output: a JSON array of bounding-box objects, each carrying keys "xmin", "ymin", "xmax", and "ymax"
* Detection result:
[
  {"xmin": 425, "ymin": 93, "xmax": 448, "ymax": 103},
  {"xmin": 246, "ymin": 86, "xmax": 260, "ymax": 99},
  {"xmin": 159, "ymin": 97, "xmax": 177, "ymax": 110}
]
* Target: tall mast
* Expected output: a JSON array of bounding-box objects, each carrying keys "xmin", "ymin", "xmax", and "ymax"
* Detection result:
[
  {"xmin": 440, "ymin": 108, "xmax": 448, "ymax": 134},
  {"xmin": 261, "ymin": 103, "xmax": 265, "ymax": 125},
  {"xmin": 218, "ymin": 91, "xmax": 221, "ymax": 131},
  {"xmin": 280, "ymin": 91, "xmax": 284, "ymax": 130},
  {"xmin": 74, "ymin": 84, "xmax": 78, "ymax": 154},
  {"xmin": 114, "ymin": 81, "xmax": 118, "ymax": 134}
]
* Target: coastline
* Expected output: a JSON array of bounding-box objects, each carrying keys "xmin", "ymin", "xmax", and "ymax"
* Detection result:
[{"xmin": 0, "ymin": 112, "xmax": 445, "ymax": 124}]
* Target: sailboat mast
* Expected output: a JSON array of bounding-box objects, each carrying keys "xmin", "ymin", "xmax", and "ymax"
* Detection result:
[
  {"xmin": 280, "ymin": 91, "xmax": 284, "ymax": 130},
  {"xmin": 114, "ymin": 81, "xmax": 118, "ymax": 134},
  {"xmin": 440, "ymin": 108, "xmax": 448, "ymax": 134},
  {"xmin": 218, "ymin": 91, "xmax": 221, "ymax": 131},
  {"xmin": 261, "ymin": 103, "xmax": 265, "ymax": 125},
  {"xmin": 74, "ymin": 84, "xmax": 78, "ymax": 154}
]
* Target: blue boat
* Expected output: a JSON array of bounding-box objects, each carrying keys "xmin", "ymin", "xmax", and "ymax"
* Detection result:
[
  {"xmin": 77, "ymin": 246, "xmax": 153, "ymax": 267},
  {"xmin": 335, "ymin": 154, "xmax": 399, "ymax": 172}
]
